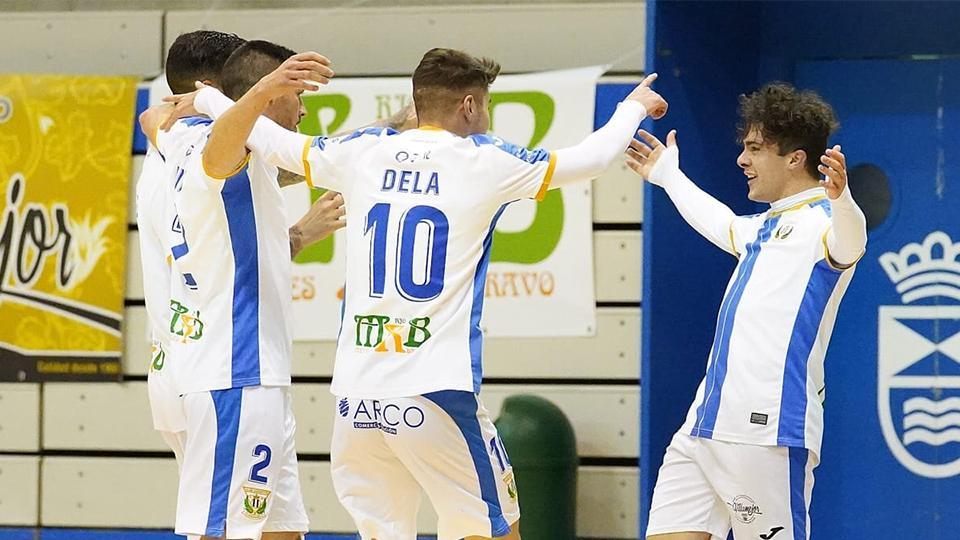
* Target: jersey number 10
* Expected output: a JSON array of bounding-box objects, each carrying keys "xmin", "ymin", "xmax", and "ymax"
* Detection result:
[{"xmin": 364, "ymin": 203, "xmax": 449, "ymax": 302}]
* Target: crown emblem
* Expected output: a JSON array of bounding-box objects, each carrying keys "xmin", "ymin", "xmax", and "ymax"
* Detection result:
[{"xmin": 879, "ymin": 231, "xmax": 960, "ymax": 304}]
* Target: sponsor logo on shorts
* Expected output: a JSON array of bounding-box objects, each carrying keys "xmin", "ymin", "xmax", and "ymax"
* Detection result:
[
  {"xmin": 352, "ymin": 399, "xmax": 425, "ymax": 435},
  {"xmin": 338, "ymin": 397, "xmax": 349, "ymax": 417},
  {"xmin": 241, "ymin": 486, "xmax": 270, "ymax": 520},
  {"xmin": 728, "ymin": 494, "xmax": 763, "ymax": 524},
  {"xmin": 760, "ymin": 526, "xmax": 785, "ymax": 539},
  {"xmin": 169, "ymin": 299, "xmax": 204, "ymax": 342},
  {"xmin": 353, "ymin": 314, "xmax": 431, "ymax": 353}
]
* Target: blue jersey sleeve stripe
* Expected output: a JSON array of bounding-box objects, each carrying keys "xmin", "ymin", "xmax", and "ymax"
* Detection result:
[{"xmin": 469, "ymin": 134, "xmax": 551, "ymax": 165}]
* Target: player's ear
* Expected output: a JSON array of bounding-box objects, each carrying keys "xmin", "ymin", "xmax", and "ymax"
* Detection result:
[
  {"xmin": 787, "ymin": 149, "xmax": 806, "ymax": 171},
  {"xmin": 462, "ymin": 94, "xmax": 476, "ymax": 117}
]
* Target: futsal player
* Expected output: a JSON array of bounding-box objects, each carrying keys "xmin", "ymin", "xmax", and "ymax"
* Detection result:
[
  {"xmin": 138, "ymin": 40, "xmax": 340, "ymax": 540},
  {"xmin": 625, "ymin": 83, "xmax": 867, "ymax": 540},
  {"xmin": 185, "ymin": 47, "xmax": 667, "ymax": 539}
]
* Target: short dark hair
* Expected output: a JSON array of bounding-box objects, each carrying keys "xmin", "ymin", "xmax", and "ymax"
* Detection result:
[
  {"xmin": 737, "ymin": 83, "xmax": 839, "ymax": 178},
  {"xmin": 165, "ymin": 30, "xmax": 246, "ymax": 94},
  {"xmin": 412, "ymin": 48, "xmax": 501, "ymax": 117},
  {"xmin": 220, "ymin": 40, "xmax": 297, "ymax": 100}
]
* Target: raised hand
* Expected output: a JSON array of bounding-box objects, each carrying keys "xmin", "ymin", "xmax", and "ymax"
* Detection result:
[
  {"xmin": 290, "ymin": 190, "xmax": 346, "ymax": 257},
  {"xmin": 626, "ymin": 73, "xmax": 668, "ymax": 120},
  {"xmin": 625, "ymin": 129, "xmax": 677, "ymax": 180},
  {"xmin": 157, "ymin": 81, "xmax": 208, "ymax": 131},
  {"xmin": 252, "ymin": 51, "xmax": 335, "ymax": 101},
  {"xmin": 819, "ymin": 145, "xmax": 847, "ymax": 199}
]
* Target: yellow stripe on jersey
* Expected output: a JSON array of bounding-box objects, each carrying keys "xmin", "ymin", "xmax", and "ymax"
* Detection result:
[
  {"xmin": 203, "ymin": 152, "xmax": 250, "ymax": 181},
  {"xmin": 301, "ymin": 137, "xmax": 316, "ymax": 189},
  {"xmin": 535, "ymin": 152, "xmax": 558, "ymax": 202},
  {"xmin": 418, "ymin": 125, "xmax": 445, "ymax": 131},
  {"xmin": 769, "ymin": 195, "xmax": 828, "ymax": 217},
  {"xmin": 728, "ymin": 221, "xmax": 740, "ymax": 256},
  {"xmin": 821, "ymin": 227, "xmax": 863, "ymax": 271}
]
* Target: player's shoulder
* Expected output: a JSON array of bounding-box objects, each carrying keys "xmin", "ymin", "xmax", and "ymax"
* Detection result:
[
  {"xmin": 327, "ymin": 126, "xmax": 399, "ymax": 146},
  {"xmin": 468, "ymin": 134, "xmax": 551, "ymax": 165}
]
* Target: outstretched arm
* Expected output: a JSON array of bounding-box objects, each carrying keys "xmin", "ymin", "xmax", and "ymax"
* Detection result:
[
  {"xmin": 819, "ymin": 145, "xmax": 867, "ymax": 268},
  {"xmin": 200, "ymin": 52, "xmax": 334, "ymax": 179},
  {"xmin": 626, "ymin": 129, "xmax": 739, "ymax": 254},
  {"xmin": 547, "ymin": 73, "xmax": 668, "ymax": 188}
]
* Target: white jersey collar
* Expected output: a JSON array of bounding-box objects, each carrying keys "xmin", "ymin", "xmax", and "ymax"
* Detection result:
[{"xmin": 769, "ymin": 186, "xmax": 827, "ymax": 213}]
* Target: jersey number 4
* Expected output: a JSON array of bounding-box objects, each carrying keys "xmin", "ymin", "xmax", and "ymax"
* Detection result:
[{"xmin": 364, "ymin": 203, "xmax": 449, "ymax": 302}]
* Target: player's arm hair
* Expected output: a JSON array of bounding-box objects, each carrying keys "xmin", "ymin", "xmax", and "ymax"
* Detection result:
[
  {"xmin": 825, "ymin": 187, "xmax": 867, "ymax": 268},
  {"xmin": 549, "ymin": 101, "xmax": 647, "ymax": 188},
  {"xmin": 195, "ymin": 86, "xmax": 310, "ymax": 177}
]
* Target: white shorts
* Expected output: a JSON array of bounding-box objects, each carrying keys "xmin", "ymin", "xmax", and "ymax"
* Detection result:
[
  {"xmin": 647, "ymin": 432, "xmax": 817, "ymax": 540},
  {"xmin": 159, "ymin": 430, "xmax": 187, "ymax": 468},
  {"xmin": 147, "ymin": 339, "xmax": 187, "ymax": 433},
  {"xmin": 176, "ymin": 386, "xmax": 308, "ymax": 539},
  {"xmin": 331, "ymin": 391, "xmax": 520, "ymax": 540}
]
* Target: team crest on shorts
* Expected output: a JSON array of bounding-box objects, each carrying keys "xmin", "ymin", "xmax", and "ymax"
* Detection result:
[
  {"xmin": 241, "ymin": 486, "xmax": 270, "ymax": 520},
  {"xmin": 503, "ymin": 470, "xmax": 518, "ymax": 501},
  {"xmin": 878, "ymin": 231, "xmax": 960, "ymax": 479}
]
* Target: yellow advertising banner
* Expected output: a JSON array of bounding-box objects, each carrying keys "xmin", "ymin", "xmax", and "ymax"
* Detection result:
[{"xmin": 0, "ymin": 75, "xmax": 138, "ymax": 381}]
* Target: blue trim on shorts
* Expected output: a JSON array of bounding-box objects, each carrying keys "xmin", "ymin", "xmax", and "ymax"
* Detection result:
[
  {"xmin": 423, "ymin": 390, "xmax": 511, "ymax": 537},
  {"xmin": 206, "ymin": 388, "xmax": 243, "ymax": 537},
  {"xmin": 788, "ymin": 447, "xmax": 808, "ymax": 540}
]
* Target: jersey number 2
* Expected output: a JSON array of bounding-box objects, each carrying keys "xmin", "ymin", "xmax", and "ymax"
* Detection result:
[
  {"xmin": 249, "ymin": 444, "xmax": 272, "ymax": 484},
  {"xmin": 364, "ymin": 203, "xmax": 449, "ymax": 301}
]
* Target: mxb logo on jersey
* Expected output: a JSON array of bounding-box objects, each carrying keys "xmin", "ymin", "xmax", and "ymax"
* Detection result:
[
  {"xmin": 169, "ymin": 299, "xmax": 205, "ymax": 342},
  {"xmin": 353, "ymin": 314, "xmax": 431, "ymax": 353},
  {"xmin": 877, "ymin": 230, "xmax": 960, "ymax": 479},
  {"xmin": 260, "ymin": 67, "xmax": 602, "ymax": 340},
  {"xmin": 0, "ymin": 74, "xmax": 138, "ymax": 381}
]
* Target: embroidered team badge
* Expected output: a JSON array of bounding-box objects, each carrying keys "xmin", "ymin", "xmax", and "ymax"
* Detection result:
[
  {"xmin": 503, "ymin": 470, "xmax": 518, "ymax": 501},
  {"xmin": 878, "ymin": 231, "xmax": 960, "ymax": 479},
  {"xmin": 774, "ymin": 224, "xmax": 794, "ymax": 240},
  {"xmin": 242, "ymin": 486, "xmax": 270, "ymax": 520}
]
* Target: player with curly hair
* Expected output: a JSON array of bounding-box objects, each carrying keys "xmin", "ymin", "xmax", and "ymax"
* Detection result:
[{"xmin": 626, "ymin": 83, "xmax": 868, "ymax": 540}]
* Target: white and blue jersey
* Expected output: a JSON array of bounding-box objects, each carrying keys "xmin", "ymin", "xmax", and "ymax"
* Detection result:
[
  {"xmin": 135, "ymin": 142, "xmax": 186, "ymax": 434},
  {"xmin": 680, "ymin": 187, "xmax": 856, "ymax": 457},
  {"xmin": 296, "ymin": 126, "xmax": 555, "ymax": 399},
  {"xmin": 158, "ymin": 118, "xmax": 294, "ymax": 395}
]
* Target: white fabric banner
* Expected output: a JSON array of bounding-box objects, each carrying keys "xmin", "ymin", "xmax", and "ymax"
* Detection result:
[{"xmin": 284, "ymin": 67, "xmax": 604, "ymax": 339}]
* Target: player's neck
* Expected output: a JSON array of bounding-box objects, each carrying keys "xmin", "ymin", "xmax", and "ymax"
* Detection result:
[
  {"xmin": 417, "ymin": 116, "xmax": 471, "ymax": 137},
  {"xmin": 771, "ymin": 176, "xmax": 822, "ymax": 204}
]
